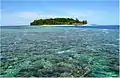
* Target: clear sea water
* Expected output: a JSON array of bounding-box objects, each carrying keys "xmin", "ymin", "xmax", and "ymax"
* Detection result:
[{"xmin": 0, "ymin": 25, "xmax": 119, "ymax": 77}]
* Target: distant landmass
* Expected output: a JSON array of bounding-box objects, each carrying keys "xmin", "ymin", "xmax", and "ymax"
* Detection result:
[{"xmin": 30, "ymin": 18, "xmax": 88, "ymax": 26}]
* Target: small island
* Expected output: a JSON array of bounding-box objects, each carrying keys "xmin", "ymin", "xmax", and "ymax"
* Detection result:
[{"xmin": 30, "ymin": 18, "xmax": 88, "ymax": 26}]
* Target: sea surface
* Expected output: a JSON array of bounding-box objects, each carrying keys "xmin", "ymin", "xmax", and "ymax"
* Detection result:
[{"xmin": 0, "ymin": 25, "xmax": 119, "ymax": 77}]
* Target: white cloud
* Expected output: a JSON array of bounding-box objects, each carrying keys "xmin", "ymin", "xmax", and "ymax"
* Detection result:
[
  {"xmin": 19, "ymin": 12, "xmax": 40, "ymax": 20},
  {"xmin": 62, "ymin": 10, "xmax": 110, "ymax": 24},
  {"xmin": 18, "ymin": 12, "xmax": 70, "ymax": 20},
  {"xmin": 1, "ymin": 11, "xmax": 78, "ymax": 25},
  {"xmin": 1, "ymin": 12, "xmax": 41, "ymax": 25},
  {"xmin": 63, "ymin": 10, "xmax": 97, "ymax": 19},
  {"xmin": 1, "ymin": 10, "xmax": 109, "ymax": 25}
]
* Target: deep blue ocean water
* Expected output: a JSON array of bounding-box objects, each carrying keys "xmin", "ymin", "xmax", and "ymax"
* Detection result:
[{"xmin": 0, "ymin": 25, "xmax": 119, "ymax": 77}]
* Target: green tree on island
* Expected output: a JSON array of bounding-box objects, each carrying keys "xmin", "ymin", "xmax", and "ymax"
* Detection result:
[{"xmin": 30, "ymin": 18, "xmax": 88, "ymax": 25}]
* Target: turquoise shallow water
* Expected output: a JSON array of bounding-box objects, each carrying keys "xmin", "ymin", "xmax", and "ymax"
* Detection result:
[{"xmin": 0, "ymin": 25, "xmax": 119, "ymax": 77}]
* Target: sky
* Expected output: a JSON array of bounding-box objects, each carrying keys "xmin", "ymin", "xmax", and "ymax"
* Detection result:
[{"xmin": 1, "ymin": 0, "xmax": 119, "ymax": 26}]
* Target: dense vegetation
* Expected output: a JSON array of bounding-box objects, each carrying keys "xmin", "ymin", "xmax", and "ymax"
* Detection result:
[{"xmin": 30, "ymin": 18, "xmax": 87, "ymax": 25}]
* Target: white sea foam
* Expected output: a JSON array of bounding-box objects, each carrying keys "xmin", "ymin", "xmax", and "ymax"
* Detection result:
[
  {"xmin": 57, "ymin": 49, "xmax": 74, "ymax": 54},
  {"xmin": 102, "ymin": 29, "xmax": 109, "ymax": 33}
]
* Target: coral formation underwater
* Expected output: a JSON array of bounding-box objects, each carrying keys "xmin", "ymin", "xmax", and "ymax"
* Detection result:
[{"xmin": 0, "ymin": 26, "xmax": 119, "ymax": 77}]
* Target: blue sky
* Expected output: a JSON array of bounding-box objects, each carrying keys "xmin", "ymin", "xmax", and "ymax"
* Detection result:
[{"xmin": 1, "ymin": 0, "xmax": 119, "ymax": 25}]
